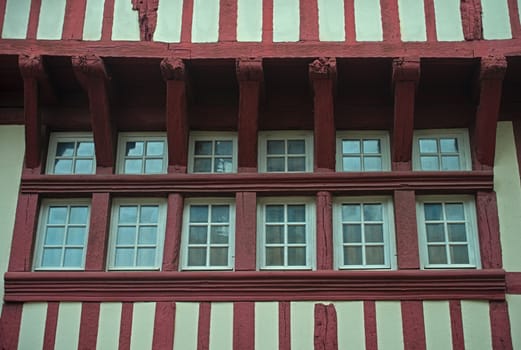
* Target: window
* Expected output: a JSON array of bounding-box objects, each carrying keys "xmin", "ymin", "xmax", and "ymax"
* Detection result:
[
  {"xmin": 336, "ymin": 131, "xmax": 390, "ymax": 171},
  {"xmin": 416, "ymin": 195, "xmax": 480, "ymax": 269},
  {"xmin": 33, "ymin": 199, "xmax": 91, "ymax": 270},
  {"xmin": 117, "ymin": 133, "xmax": 167, "ymax": 174},
  {"xmin": 46, "ymin": 132, "xmax": 95, "ymax": 174},
  {"xmin": 257, "ymin": 198, "xmax": 315, "ymax": 269},
  {"xmin": 333, "ymin": 197, "xmax": 396, "ymax": 269},
  {"xmin": 107, "ymin": 198, "xmax": 167, "ymax": 270},
  {"xmin": 258, "ymin": 131, "xmax": 313, "ymax": 172},
  {"xmin": 181, "ymin": 198, "xmax": 235, "ymax": 270},
  {"xmin": 412, "ymin": 129, "xmax": 471, "ymax": 171},
  {"xmin": 188, "ymin": 132, "xmax": 237, "ymax": 173}
]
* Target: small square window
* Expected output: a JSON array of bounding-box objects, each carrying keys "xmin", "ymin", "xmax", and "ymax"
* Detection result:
[
  {"xmin": 117, "ymin": 133, "xmax": 167, "ymax": 174},
  {"xmin": 336, "ymin": 131, "xmax": 390, "ymax": 171},
  {"xmin": 181, "ymin": 198, "xmax": 235, "ymax": 270},
  {"xmin": 46, "ymin": 133, "xmax": 96, "ymax": 174},
  {"xmin": 188, "ymin": 132, "xmax": 237, "ymax": 173},
  {"xmin": 333, "ymin": 197, "xmax": 396, "ymax": 269},
  {"xmin": 413, "ymin": 129, "xmax": 471, "ymax": 171},
  {"xmin": 257, "ymin": 197, "xmax": 315, "ymax": 269},
  {"xmin": 258, "ymin": 131, "xmax": 313, "ymax": 172},
  {"xmin": 34, "ymin": 199, "xmax": 91, "ymax": 270},
  {"xmin": 107, "ymin": 198, "xmax": 167, "ymax": 270},
  {"xmin": 416, "ymin": 195, "xmax": 480, "ymax": 269}
]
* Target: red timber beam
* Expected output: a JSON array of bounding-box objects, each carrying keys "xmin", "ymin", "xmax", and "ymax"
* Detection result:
[
  {"xmin": 18, "ymin": 54, "xmax": 56, "ymax": 171},
  {"xmin": 161, "ymin": 57, "xmax": 189, "ymax": 173},
  {"xmin": 72, "ymin": 55, "xmax": 115, "ymax": 174},
  {"xmin": 473, "ymin": 56, "xmax": 507, "ymax": 167},
  {"xmin": 309, "ymin": 57, "xmax": 336, "ymax": 172},
  {"xmin": 461, "ymin": 0, "xmax": 483, "ymax": 41},
  {"xmin": 132, "ymin": 0, "xmax": 160, "ymax": 41}
]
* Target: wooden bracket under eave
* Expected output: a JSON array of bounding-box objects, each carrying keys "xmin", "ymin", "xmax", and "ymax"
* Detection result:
[
  {"xmin": 71, "ymin": 55, "xmax": 115, "ymax": 171},
  {"xmin": 473, "ymin": 56, "xmax": 507, "ymax": 167},
  {"xmin": 391, "ymin": 57, "xmax": 421, "ymax": 169}
]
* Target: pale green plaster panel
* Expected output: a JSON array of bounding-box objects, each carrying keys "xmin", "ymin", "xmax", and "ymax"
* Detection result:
[
  {"xmin": 173, "ymin": 302, "xmax": 199, "ymax": 350},
  {"xmin": 83, "ymin": 0, "xmax": 105, "ymax": 41},
  {"xmin": 481, "ymin": 0, "xmax": 512, "ymax": 40},
  {"xmin": 423, "ymin": 301, "xmax": 452, "ymax": 350},
  {"xmin": 237, "ymin": 0, "xmax": 262, "ymax": 42},
  {"xmin": 335, "ymin": 301, "xmax": 365, "ymax": 350},
  {"xmin": 54, "ymin": 302, "xmax": 82, "ymax": 350},
  {"xmin": 97, "ymin": 302, "xmax": 122, "ymax": 350},
  {"xmin": 37, "ymin": 0, "xmax": 66, "ymax": 40},
  {"xmin": 255, "ymin": 302, "xmax": 279, "ymax": 350},
  {"xmin": 154, "ymin": 0, "xmax": 183, "ymax": 43},
  {"xmin": 2, "ymin": 0, "xmax": 31, "ymax": 39},
  {"xmin": 209, "ymin": 302, "xmax": 233, "ymax": 350},
  {"xmin": 18, "ymin": 303, "xmax": 47, "ymax": 350},
  {"xmin": 273, "ymin": 0, "xmax": 300, "ymax": 42},
  {"xmin": 433, "ymin": 0, "xmax": 464, "ymax": 41},
  {"xmin": 318, "ymin": 0, "xmax": 345, "ymax": 42},
  {"xmin": 112, "ymin": 0, "xmax": 140, "ymax": 41},
  {"xmin": 507, "ymin": 295, "xmax": 521, "ymax": 350},
  {"xmin": 494, "ymin": 122, "xmax": 521, "ymax": 272},
  {"xmin": 398, "ymin": 0, "xmax": 427, "ymax": 41},
  {"xmin": 130, "ymin": 302, "xmax": 156, "ymax": 350},
  {"xmin": 376, "ymin": 301, "xmax": 404, "ymax": 350},
  {"xmin": 0, "ymin": 126, "xmax": 24, "ymax": 315},
  {"xmin": 192, "ymin": 0, "xmax": 220, "ymax": 43},
  {"xmin": 290, "ymin": 302, "xmax": 314, "ymax": 350},
  {"xmin": 354, "ymin": 0, "xmax": 383, "ymax": 41},
  {"xmin": 461, "ymin": 300, "xmax": 492, "ymax": 349}
]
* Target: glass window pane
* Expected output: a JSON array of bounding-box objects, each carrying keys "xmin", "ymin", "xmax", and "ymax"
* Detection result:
[
  {"xmin": 344, "ymin": 246, "xmax": 362, "ymax": 265},
  {"xmin": 210, "ymin": 247, "xmax": 228, "ymax": 266},
  {"xmin": 188, "ymin": 247, "xmax": 207, "ymax": 266},
  {"xmin": 363, "ymin": 204, "xmax": 382, "ymax": 221},
  {"xmin": 288, "ymin": 247, "xmax": 306, "ymax": 266},
  {"xmin": 76, "ymin": 142, "xmax": 94, "ymax": 156},
  {"xmin": 74, "ymin": 159, "xmax": 94, "ymax": 174},
  {"xmin": 42, "ymin": 248, "xmax": 62, "ymax": 267},
  {"xmin": 125, "ymin": 141, "xmax": 144, "ymax": 156},
  {"xmin": 420, "ymin": 156, "xmax": 439, "ymax": 170},
  {"xmin": 363, "ymin": 157, "xmax": 382, "ymax": 171},
  {"xmin": 194, "ymin": 158, "xmax": 212, "ymax": 172},
  {"xmin": 343, "ymin": 224, "xmax": 361, "ymax": 243},
  {"xmin": 287, "ymin": 157, "xmax": 306, "ymax": 171},
  {"xmin": 342, "ymin": 140, "xmax": 360, "ymax": 154},
  {"xmin": 440, "ymin": 138, "xmax": 458, "ymax": 152},
  {"xmin": 365, "ymin": 224, "xmax": 383, "ymax": 243},
  {"xmin": 445, "ymin": 203, "xmax": 465, "ymax": 220},
  {"xmin": 138, "ymin": 226, "xmax": 157, "ymax": 245},
  {"xmin": 211, "ymin": 205, "xmax": 229, "ymax": 223},
  {"xmin": 56, "ymin": 142, "xmax": 75, "ymax": 157},
  {"xmin": 363, "ymin": 140, "xmax": 380, "ymax": 154},
  {"xmin": 48, "ymin": 207, "xmax": 67, "ymax": 225},
  {"xmin": 69, "ymin": 206, "xmax": 88, "ymax": 224},
  {"xmin": 116, "ymin": 226, "xmax": 136, "ymax": 245},
  {"xmin": 267, "ymin": 140, "xmax": 285, "ymax": 155},
  {"xmin": 428, "ymin": 245, "xmax": 447, "ymax": 264},
  {"xmin": 214, "ymin": 158, "xmax": 233, "ymax": 173},
  {"xmin": 441, "ymin": 156, "xmax": 460, "ymax": 170},
  {"xmin": 195, "ymin": 141, "xmax": 212, "ymax": 155},
  {"xmin": 119, "ymin": 206, "xmax": 138, "ymax": 224},
  {"xmin": 287, "ymin": 140, "xmax": 305, "ymax": 154},
  {"xmin": 342, "ymin": 204, "xmax": 361, "ymax": 221},
  {"xmin": 210, "ymin": 226, "xmax": 229, "ymax": 244},
  {"xmin": 265, "ymin": 247, "xmax": 284, "ymax": 266},
  {"xmin": 287, "ymin": 225, "xmax": 306, "ymax": 243},
  {"xmin": 144, "ymin": 159, "xmax": 163, "ymax": 173},
  {"xmin": 450, "ymin": 245, "xmax": 469, "ymax": 264},
  {"xmin": 419, "ymin": 139, "xmax": 438, "ymax": 153},
  {"xmin": 190, "ymin": 205, "xmax": 208, "ymax": 223},
  {"xmin": 215, "ymin": 141, "xmax": 233, "ymax": 155},
  {"xmin": 124, "ymin": 159, "xmax": 142, "ymax": 174},
  {"xmin": 54, "ymin": 159, "xmax": 73, "ymax": 174},
  {"xmin": 424, "ymin": 203, "xmax": 443, "ymax": 220},
  {"xmin": 266, "ymin": 225, "xmax": 284, "ymax": 244},
  {"xmin": 448, "ymin": 224, "xmax": 467, "ymax": 242},
  {"xmin": 140, "ymin": 206, "xmax": 159, "ymax": 224},
  {"xmin": 146, "ymin": 141, "xmax": 164, "ymax": 156},
  {"xmin": 114, "ymin": 248, "xmax": 134, "ymax": 266},
  {"xmin": 45, "ymin": 227, "xmax": 65, "ymax": 245},
  {"xmin": 66, "ymin": 227, "xmax": 85, "ymax": 245},
  {"xmin": 343, "ymin": 157, "xmax": 361, "ymax": 171},
  {"xmin": 426, "ymin": 224, "xmax": 445, "ymax": 242},
  {"xmin": 63, "ymin": 248, "xmax": 83, "ymax": 267},
  {"xmin": 189, "ymin": 226, "xmax": 207, "ymax": 244},
  {"xmin": 266, "ymin": 205, "xmax": 284, "ymax": 222},
  {"xmin": 287, "ymin": 205, "xmax": 305, "ymax": 222},
  {"xmin": 267, "ymin": 157, "xmax": 285, "ymax": 172},
  {"xmin": 366, "ymin": 246, "xmax": 385, "ymax": 265},
  {"xmin": 137, "ymin": 248, "xmax": 156, "ymax": 266}
]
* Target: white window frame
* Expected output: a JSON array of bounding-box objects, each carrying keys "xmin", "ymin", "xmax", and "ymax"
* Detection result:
[
  {"xmin": 416, "ymin": 195, "xmax": 481, "ymax": 269},
  {"xmin": 258, "ymin": 131, "xmax": 314, "ymax": 173},
  {"xmin": 107, "ymin": 198, "xmax": 167, "ymax": 271},
  {"xmin": 336, "ymin": 131, "xmax": 391, "ymax": 172},
  {"xmin": 116, "ymin": 132, "xmax": 168, "ymax": 174},
  {"xmin": 412, "ymin": 129, "xmax": 471, "ymax": 171},
  {"xmin": 333, "ymin": 196, "xmax": 396, "ymax": 270},
  {"xmin": 257, "ymin": 197, "xmax": 316, "ymax": 270},
  {"xmin": 188, "ymin": 132, "xmax": 238, "ymax": 173},
  {"xmin": 46, "ymin": 132, "xmax": 96, "ymax": 174},
  {"xmin": 33, "ymin": 198, "xmax": 91, "ymax": 270},
  {"xmin": 181, "ymin": 198, "xmax": 236, "ymax": 270}
]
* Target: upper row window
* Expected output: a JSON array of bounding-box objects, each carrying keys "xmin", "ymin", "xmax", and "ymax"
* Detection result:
[{"xmin": 45, "ymin": 129, "xmax": 471, "ymax": 174}]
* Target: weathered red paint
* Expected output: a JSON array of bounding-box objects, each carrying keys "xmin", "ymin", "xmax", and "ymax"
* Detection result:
[
  {"xmin": 344, "ymin": 0, "xmax": 355, "ymax": 42},
  {"xmin": 316, "ymin": 191, "xmax": 333, "ymax": 270},
  {"xmin": 506, "ymin": 272, "xmax": 521, "ymax": 294},
  {"xmin": 401, "ymin": 301, "xmax": 426, "ymax": 350},
  {"xmin": 279, "ymin": 301, "xmax": 291, "ymax": 350},
  {"xmin": 101, "ymin": 0, "xmax": 115, "ymax": 41},
  {"xmin": 424, "ymin": 0, "xmax": 437, "ymax": 42},
  {"xmin": 394, "ymin": 190, "xmax": 420, "ymax": 269},
  {"xmin": 78, "ymin": 302, "xmax": 100, "ymax": 350},
  {"xmin": 364, "ymin": 301, "xmax": 378, "ymax": 350},
  {"xmin": 0, "ymin": 303, "xmax": 22, "ymax": 350},
  {"xmin": 163, "ymin": 193, "xmax": 183, "ymax": 271},
  {"xmin": 62, "ymin": 0, "xmax": 87, "ymax": 40},
  {"xmin": 262, "ymin": 0, "xmax": 274, "ymax": 43},
  {"xmin": 85, "ymin": 193, "xmax": 111, "ymax": 271},
  {"xmin": 476, "ymin": 191, "xmax": 503, "ymax": 269},
  {"xmin": 152, "ymin": 302, "xmax": 175, "ymax": 349},
  {"xmin": 461, "ymin": 0, "xmax": 482, "ymax": 41},
  {"xmin": 508, "ymin": 0, "xmax": 521, "ymax": 38},
  {"xmin": 233, "ymin": 302, "xmax": 254, "ymax": 350},
  {"xmin": 180, "ymin": 0, "xmax": 194, "ymax": 43},
  {"xmin": 314, "ymin": 303, "xmax": 338, "ymax": 350},
  {"xmin": 380, "ymin": 0, "xmax": 400, "ymax": 42},
  {"xmin": 197, "ymin": 302, "xmax": 211, "ymax": 350},
  {"xmin": 235, "ymin": 192, "xmax": 257, "ymax": 271},
  {"xmin": 449, "ymin": 300, "xmax": 465, "ymax": 350},
  {"xmin": 43, "ymin": 302, "xmax": 59, "ymax": 350},
  {"xmin": 219, "ymin": 0, "xmax": 237, "ymax": 42},
  {"xmin": 26, "ymin": 0, "xmax": 41, "ymax": 40},
  {"xmin": 8, "ymin": 193, "xmax": 39, "ymax": 272},
  {"xmin": 300, "ymin": 0, "xmax": 319, "ymax": 41},
  {"xmin": 132, "ymin": 0, "xmax": 159, "ymax": 41},
  {"xmin": 118, "ymin": 302, "xmax": 133, "ymax": 350},
  {"xmin": 489, "ymin": 301, "xmax": 513, "ymax": 350}
]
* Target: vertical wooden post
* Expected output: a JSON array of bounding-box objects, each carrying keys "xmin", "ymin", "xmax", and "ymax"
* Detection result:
[
  {"xmin": 163, "ymin": 193, "xmax": 184, "ymax": 271},
  {"xmin": 85, "ymin": 193, "xmax": 111, "ymax": 271},
  {"xmin": 316, "ymin": 191, "xmax": 333, "ymax": 270},
  {"xmin": 476, "ymin": 191, "xmax": 502, "ymax": 269},
  {"xmin": 394, "ymin": 190, "xmax": 420, "ymax": 269},
  {"xmin": 8, "ymin": 194, "xmax": 39, "ymax": 272},
  {"xmin": 235, "ymin": 192, "xmax": 257, "ymax": 270}
]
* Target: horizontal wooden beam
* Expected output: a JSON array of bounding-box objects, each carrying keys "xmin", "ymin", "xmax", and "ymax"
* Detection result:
[{"xmin": 4, "ymin": 269, "xmax": 506, "ymax": 302}]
